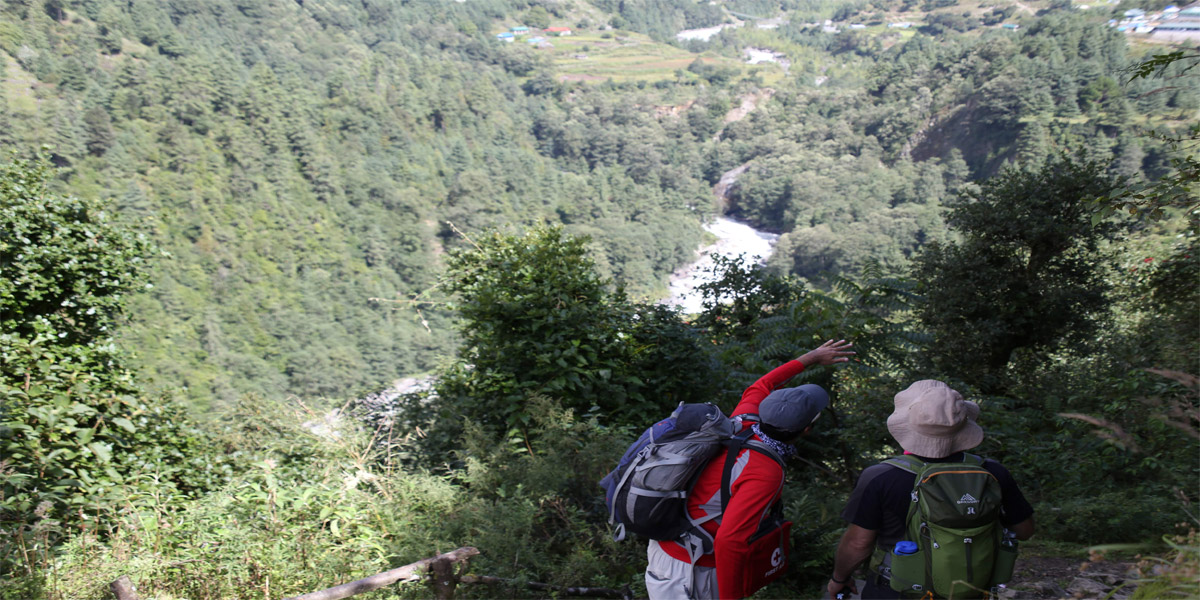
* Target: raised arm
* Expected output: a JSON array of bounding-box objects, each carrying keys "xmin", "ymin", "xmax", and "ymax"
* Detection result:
[{"xmin": 734, "ymin": 340, "xmax": 854, "ymax": 416}]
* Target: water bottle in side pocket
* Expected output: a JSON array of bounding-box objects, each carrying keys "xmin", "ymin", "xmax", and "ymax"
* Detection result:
[{"xmin": 889, "ymin": 540, "xmax": 926, "ymax": 594}]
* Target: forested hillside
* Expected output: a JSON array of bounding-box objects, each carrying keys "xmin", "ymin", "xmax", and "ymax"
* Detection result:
[
  {"xmin": 704, "ymin": 9, "xmax": 1194, "ymax": 282},
  {"xmin": 2, "ymin": 0, "xmax": 1193, "ymax": 404},
  {"xmin": 1, "ymin": 0, "xmax": 1197, "ymax": 598},
  {"xmin": 0, "ymin": 0, "xmax": 735, "ymax": 403}
]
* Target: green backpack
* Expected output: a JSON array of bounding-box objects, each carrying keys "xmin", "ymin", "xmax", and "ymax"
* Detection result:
[{"xmin": 884, "ymin": 454, "xmax": 1013, "ymax": 599}]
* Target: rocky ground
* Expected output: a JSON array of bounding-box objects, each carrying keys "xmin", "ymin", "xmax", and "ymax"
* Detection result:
[{"xmin": 1003, "ymin": 555, "xmax": 1140, "ymax": 599}]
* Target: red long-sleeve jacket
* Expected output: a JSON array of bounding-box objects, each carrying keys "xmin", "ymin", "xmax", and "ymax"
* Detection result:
[{"xmin": 658, "ymin": 359, "xmax": 807, "ymax": 599}]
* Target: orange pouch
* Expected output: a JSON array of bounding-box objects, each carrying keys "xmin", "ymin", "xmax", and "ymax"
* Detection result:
[{"xmin": 744, "ymin": 519, "xmax": 792, "ymax": 595}]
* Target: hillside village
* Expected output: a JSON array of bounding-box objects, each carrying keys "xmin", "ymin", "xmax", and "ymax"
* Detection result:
[
  {"xmin": 493, "ymin": 1, "xmax": 1200, "ymax": 48},
  {"xmin": 1111, "ymin": 2, "xmax": 1200, "ymax": 40},
  {"xmin": 496, "ymin": 24, "xmax": 573, "ymax": 47}
]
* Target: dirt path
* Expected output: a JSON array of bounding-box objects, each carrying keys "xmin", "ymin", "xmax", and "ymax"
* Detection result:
[{"xmin": 1012, "ymin": 0, "xmax": 1037, "ymax": 15}]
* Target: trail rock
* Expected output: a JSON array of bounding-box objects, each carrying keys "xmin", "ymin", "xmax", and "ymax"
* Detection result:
[
  {"xmin": 995, "ymin": 584, "xmax": 1021, "ymax": 600},
  {"xmin": 1066, "ymin": 576, "xmax": 1111, "ymax": 598}
]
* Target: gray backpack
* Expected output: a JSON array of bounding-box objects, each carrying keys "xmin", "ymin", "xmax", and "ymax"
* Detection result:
[{"xmin": 600, "ymin": 403, "xmax": 781, "ymax": 545}]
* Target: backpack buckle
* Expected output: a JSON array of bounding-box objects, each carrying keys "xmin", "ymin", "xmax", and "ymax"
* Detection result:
[{"xmin": 613, "ymin": 523, "xmax": 626, "ymax": 542}]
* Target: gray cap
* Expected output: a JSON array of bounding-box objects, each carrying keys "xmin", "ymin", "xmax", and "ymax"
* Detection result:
[{"xmin": 759, "ymin": 384, "xmax": 830, "ymax": 434}]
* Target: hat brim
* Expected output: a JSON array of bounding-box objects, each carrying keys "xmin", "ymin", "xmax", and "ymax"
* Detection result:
[{"xmin": 887, "ymin": 400, "xmax": 984, "ymax": 458}]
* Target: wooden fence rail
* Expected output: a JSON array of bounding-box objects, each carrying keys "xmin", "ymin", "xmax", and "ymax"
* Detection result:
[{"xmin": 283, "ymin": 547, "xmax": 480, "ymax": 600}]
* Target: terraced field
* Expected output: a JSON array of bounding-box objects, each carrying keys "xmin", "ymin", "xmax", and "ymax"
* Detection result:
[{"xmin": 530, "ymin": 31, "xmax": 783, "ymax": 83}]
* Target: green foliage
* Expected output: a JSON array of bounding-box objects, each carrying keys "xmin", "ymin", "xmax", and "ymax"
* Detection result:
[
  {"xmin": 691, "ymin": 254, "xmax": 806, "ymax": 344},
  {"xmin": 434, "ymin": 226, "xmax": 716, "ymax": 439},
  {"xmin": 1118, "ymin": 234, "xmax": 1200, "ymax": 372},
  {"xmin": 687, "ymin": 58, "xmax": 741, "ymax": 85},
  {"xmin": 0, "ymin": 0, "xmax": 1185, "ymax": 407},
  {"xmin": 911, "ymin": 155, "xmax": 1125, "ymax": 392},
  {"xmin": 1130, "ymin": 529, "xmax": 1200, "ymax": 600},
  {"xmin": 0, "ymin": 1, "xmax": 1196, "ymax": 596},
  {"xmin": 1040, "ymin": 490, "xmax": 1184, "ymax": 545},
  {"xmin": 0, "ymin": 155, "xmax": 214, "ymax": 579},
  {"xmin": 1093, "ymin": 54, "xmax": 1200, "ymax": 226},
  {"xmin": 6, "ymin": 394, "xmax": 646, "ymax": 600},
  {"xmin": 0, "ymin": 334, "xmax": 213, "ymax": 525},
  {"xmin": 4, "ymin": 396, "xmax": 450, "ymax": 599},
  {"xmin": 443, "ymin": 397, "xmax": 644, "ymax": 594},
  {"xmin": 524, "ymin": 6, "xmax": 551, "ymax": 29},
  {"xmin": 0, "ymin": 0, "xmax": 719, "ymax": 405},
  {"xmin": 772, "ymin": 486, "xmax": 850, "ymax": 596},
  {"xmin": 589, "ymin": 0, "xmax": 725, "ymax": 41},
  {"xmin": 976, "ymin": 342, "xmax": 1198, "ymax": 545},
  {"xmin": 0, "ymin": 153, "xmax": 151, "ymax": 345}
]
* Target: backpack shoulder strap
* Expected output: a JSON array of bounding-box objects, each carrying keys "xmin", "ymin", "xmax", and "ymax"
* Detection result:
[
  {"xmin": 720, "ymin": 429, "xmax": 755, "ymax": 511},
  {"xmin": 883, "ymin": 454, "xmax": 925, "ymax": 475},
  {"xmin": 962, "ymin": 452, "xmax": 984, "ymax": 466},
  {"xmin": 719, "ymin": 428, "xmax": 786, "ymax": 511}
]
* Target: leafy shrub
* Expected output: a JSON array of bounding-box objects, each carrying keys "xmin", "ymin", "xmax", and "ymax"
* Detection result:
[
  {"xmin": 7, "ymin": 396, "xmax": 454, "ymax": 599},
  {"xmin": 0, "ymin": 153, "xmax": 152, "ymax": 346},
  {"xmin": 0, "ymin": 335, "xmax": 214, "ymax": 506},
  {"xmin": 771, "ymin": 483, "xmax": 854, "ymax": 597},
  {"xmin": 434, "ymin": 226, "xmax": 718, "ymax": 443},
  {"xmin": 423, "ymin": 397, "xmax": 643, "ymax": 596},
  {"xmin": 1, "ymin": 154, "xmax": 216, "ymax": 579},
  {"xmin": 5, "ymin": 392, "xmax": 651, "ymax": 599},
  {"xmin": 1039, "ymin": 490, "xmax": 1187, "ymax": 545}
]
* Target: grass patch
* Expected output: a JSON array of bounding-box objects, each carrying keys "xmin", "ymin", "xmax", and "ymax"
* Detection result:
[
  {"xmin": 535, "ymin": 31, "xmax": 778, "ymax": 84},
  {"xmin": 2, "ymin": 54, "xmax": 41, "ymax": 115}
]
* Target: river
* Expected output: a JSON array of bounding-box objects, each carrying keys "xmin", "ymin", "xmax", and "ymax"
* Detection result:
[
  {"xmin": 661, "ymin": 217, "xmax": 779, "ymax": 315},
  {"xmin": 370, "ymin": 91, "xmax": 777, "ymax": 400}
]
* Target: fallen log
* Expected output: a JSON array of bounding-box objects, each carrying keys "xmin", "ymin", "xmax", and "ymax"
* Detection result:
[
  {"xmin": 460, "ymin": 575, "xmax": 633, "ymax": 599},
  {"xmin": 284, "ymin": 547, "xmax": 479, "ymax": 600}
]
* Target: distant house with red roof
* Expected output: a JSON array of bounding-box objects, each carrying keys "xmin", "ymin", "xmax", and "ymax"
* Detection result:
[{"xmin": 545, "ymin": 27, "xmax": 572, "ymax": 36}]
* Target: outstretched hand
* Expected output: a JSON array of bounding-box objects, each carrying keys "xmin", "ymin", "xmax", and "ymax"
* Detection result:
[{"xmin": 798, "ymin": 339, "xmax": 854, "ymax": 367}]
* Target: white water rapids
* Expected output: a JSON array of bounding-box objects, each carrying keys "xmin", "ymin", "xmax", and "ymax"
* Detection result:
[{"xmin": 660, "ymin": 217, "xmax": 779, "ymax": 315}]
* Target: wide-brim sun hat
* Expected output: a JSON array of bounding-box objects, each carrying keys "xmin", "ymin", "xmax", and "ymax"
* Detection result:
[{"xmin": 886, "ymin": 380, "xmax": 983, "ymax": 458}]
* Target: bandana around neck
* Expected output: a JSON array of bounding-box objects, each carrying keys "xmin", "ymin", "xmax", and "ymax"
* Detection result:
[{"xmin": 750, "ymin": 422, "xmax": 797, "ymax": 458}]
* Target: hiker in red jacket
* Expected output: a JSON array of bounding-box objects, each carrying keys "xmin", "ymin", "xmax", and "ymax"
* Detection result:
[{"xmin": 646, "ymin": 339, "xmax": 854, "ymax": 600}]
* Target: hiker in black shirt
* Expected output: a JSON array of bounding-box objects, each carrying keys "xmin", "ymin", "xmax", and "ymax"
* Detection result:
[{"xmin": 827, "ymin": 381, "xmax": 1035, "ymax": 600}]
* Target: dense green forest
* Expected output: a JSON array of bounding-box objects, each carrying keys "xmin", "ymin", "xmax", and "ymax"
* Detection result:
[
  {"xmin": 1, "ymin": 0, "xmax": 1197, "ymax": 598},
  {"xmin": 0, "ymin": 0, "xmax": 1193, "ymax": 404}
]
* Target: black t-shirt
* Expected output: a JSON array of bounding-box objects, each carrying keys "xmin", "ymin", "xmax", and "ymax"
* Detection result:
[{"xmin": 840, "ymin": 453, "xmax": 1035, "ymax": 549}]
